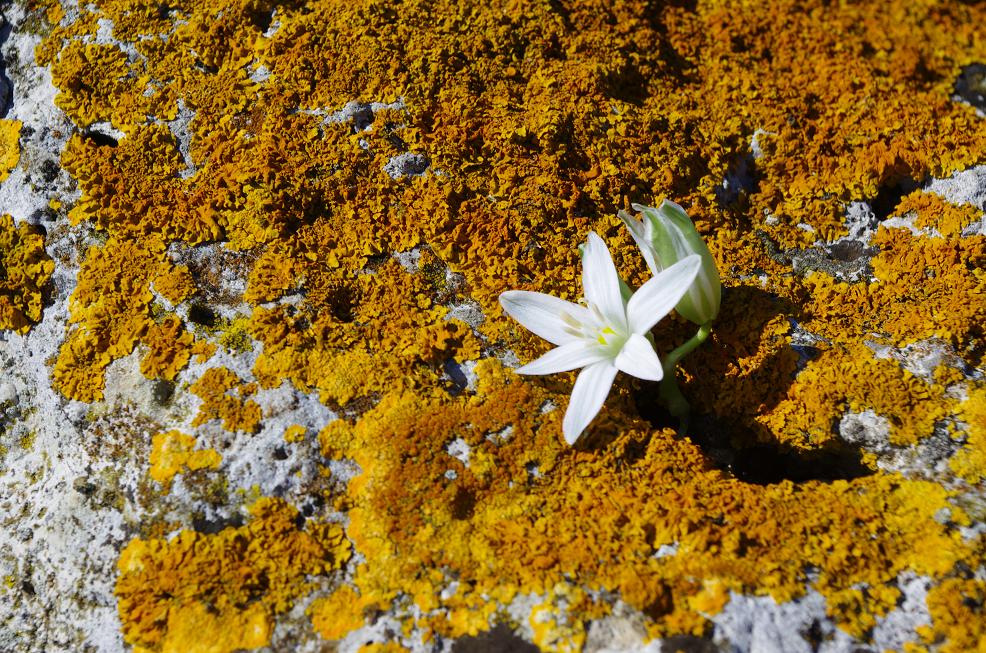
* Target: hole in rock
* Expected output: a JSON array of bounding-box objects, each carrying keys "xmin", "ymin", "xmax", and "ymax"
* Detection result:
[
  {"xmin": 450, "ymin": 487, "xmax": 476, "ymax": 520},
  {"xmin": 191, "ymin": 512, "xmax": 244, "ymax": 534},
  {"xmin": 152, "ymin": 379, "xmax": 175, "ymax": 405},
  {"xmin": 83, "ymin": 129, "xmax": 118, "ymax": 148},
  {"xmin": 954, "ymin": 63, "xmax": 986, "ymax": 112},
  {"xmin": 826, "ymin": 240, "xmax": 870, "ymax": 263},
  {"xmin": 325, "ymin": 283, "xmax": 357, "ymax": 322},
  {"xmin": 633, "ymin": 397, "xmax": 874, "ymax": 484},
  {"xmin": 871, "ymin": 176, "xmax": 919, "ymax": 222},
  {"xmin": 451, "ymin": 623, "xmax": 541, "ymax": 653},
  {"xmin": 187, "ymin": 302, "xmax": 217, "ymax": 327},
  {"xmin": 660, "ymin": 635, "xmax": 719, "ymax": 653},
  {"xmin": 250, "ymin": 9, "xmax": 274, "ymax": 32}
]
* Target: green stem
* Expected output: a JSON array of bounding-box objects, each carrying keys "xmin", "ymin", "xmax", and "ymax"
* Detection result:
[{"xmin": 659, "ymin": 322, "xmax": 712, "ymax": 436}]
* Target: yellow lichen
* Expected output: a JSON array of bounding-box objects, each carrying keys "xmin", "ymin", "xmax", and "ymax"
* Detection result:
[
  {"xmin": 952, "ymin": 386, "xmax": 986, "ymax": 482},
  {"xmin": 141, "ymin": 316, "xmax": 195, "ymax": 381},
  {"xmin": 52, "ymin": 236, "xmax": 198, "ymax": 401},
  {"xmin": 148, "ymin": 430, "xmax": 221, "ymax": 492},
  {"xmin": 189, "ymin": 366, "xmax": 262, "ymax": 433},
  {"xmin": 920, "ymin": 578, "xmax": 986, "ymax": 653},
  {"xmin": 310, "ymin": 585, "xmax": 371, "ymax": 641},
  {"xmin": 115, "ymin": 497, "xmax": 351, "ymax": 652},
  {"xmin": 283, "ymin": 424, "xmax": 307, "ymax": 444},
  {"xmin": 0, "ymin": 214, "xmax": 53, "ymax": 334},
  {"xmin": 0, "ymin": 119, "xmax": 21, "ymax": 181}
]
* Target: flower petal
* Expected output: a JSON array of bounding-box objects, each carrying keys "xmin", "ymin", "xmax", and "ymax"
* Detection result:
[
  {"xmin": 582, "ymin": 232, "xmax": 627, "ymax": 330},
  {"xmin": 614, "ymin": 333, "xmax": 664, "ymax": 382},
  {"xmin": 562, "ymin": 361, "xmax": 618, "ymax": 445},
  {"xmin": 499, "ymin": 290, "xmax": 590, "ymax": 346},
  {"xmin": 626, "ymin": 255, "xmax": 701, "ymax": 334},
  {"xmin": 516, "ymin": 340, "xmax": 608, "ymax": 375},
  {"xmin": 621, "ymin": 207, "xmax": 661, "ymax": 275}
]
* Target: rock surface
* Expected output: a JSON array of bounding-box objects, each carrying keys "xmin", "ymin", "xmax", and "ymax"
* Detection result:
[{"xmin": 0, "ymin": 0, "xmax": 985, "ymax": 652}]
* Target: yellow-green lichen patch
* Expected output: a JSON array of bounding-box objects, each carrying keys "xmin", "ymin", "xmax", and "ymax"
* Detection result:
[
  {"xmin": 0, "ymin": 214, "xmax": 54, "ymax": 333},
  {"xmin": 759, "ymin": 344, "xmax": 955, "ymax": 450},
  {"xmin": 115, "ymin": 497, "xmax": 351, "ymax": 652},
  {"xmin": 0, "ymin": 119, "xmax": 22, "ymax": 181},
  {"xmin": 148, "ymin": 430, "xmax": 221, "ymax": 492},
  {"xmin": 189, "ymin": 367, "xmax": 262, "ymax": 433}
]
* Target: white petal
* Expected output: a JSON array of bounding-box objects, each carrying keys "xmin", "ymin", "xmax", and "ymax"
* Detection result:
[
  {"xmin": 618, "ymin": 209, "xmax": 661, "ymax": 275},
  {"xmin": 582, "ymin": 232, "xmax": 627, "ymax": 330},
  {"xmin": 626, "ymin": 255, "xmax": 701, "ymax": 334},
  {"xmin": 614, "ymin": 333, "xmax": 664, "ymax": 381},
  {"xmin": 562, "ymin": 361, "xmax": 618, "ymax": 445},
  {"xmin": 500, "ymin": 290, "xmax": 590, "ymax": 346},
  {"xmin": 516, "ymin": 340, "xmax": 608, "ymax": 375}
]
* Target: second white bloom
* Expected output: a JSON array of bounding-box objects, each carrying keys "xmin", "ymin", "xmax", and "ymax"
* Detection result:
[{"xmin": 499, "ymin": 232, "xmax": 701, "ymax": 444}]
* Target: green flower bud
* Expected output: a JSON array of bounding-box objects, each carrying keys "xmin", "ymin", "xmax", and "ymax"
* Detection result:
[{"xmin": 618, "ymin": 199, "xmax": 721, "ymax": 325}]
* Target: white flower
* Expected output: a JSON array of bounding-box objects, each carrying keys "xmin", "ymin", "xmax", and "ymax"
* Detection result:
[
  {"xmin": 499, "ymin": 232, "xmax": 701, "ymax": 444},
  {"xmin": 618, "ymin": 200, "xmax": 721, "ymax": 325}
]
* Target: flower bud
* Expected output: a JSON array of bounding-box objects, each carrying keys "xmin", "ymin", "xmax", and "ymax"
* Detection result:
[{"xmin": 618, "ymin": 199, "xmax": 721, "ymax": 325}]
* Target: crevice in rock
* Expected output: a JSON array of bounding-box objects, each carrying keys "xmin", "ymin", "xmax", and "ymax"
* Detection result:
[
  {"xmin": 871, "ymin": 175, "xmax": 919, "ymax": 222},
  {"xmin": 0, "ymin": 15, "xmax": 12, "ymax": 119},
  {"xmin": 633, "ymin": 399, "xmax": 874, "ymax": 485},
  {"xmin": 451, "ymin": 624, "xmax": 541, "ymax": 653},
  {"xmin": 953, "ymin": 63, "xmax": 986, "ymax": 112}
]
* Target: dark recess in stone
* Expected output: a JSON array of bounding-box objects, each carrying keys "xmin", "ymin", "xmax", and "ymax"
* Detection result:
[
  {"xmin": 40, "ymin": 159, "xmax": 60, "ymax": 184},
  {"xmin": 660, "ymin": 634, "xmax": 721, "ymax": 653},
  {"xmin": 0, "ymin": 17, "xmax": 12, "ymax": 118},
  {"xmin": 82, "ymin": 129, "xmax": 119, "ymax": 148},
  {"xmin": 633, "ymin": 398, "xmax": 874, "ymax": 485},
  {"xmin": 954, "ymin": 62, "xmax": 986, "ymax": 112},
  {"xmin": 870, "ymin": 176, "xmax": 918, "ymax": 222},
  {"xmin": 450, "ymin": 486, "xmax": 476, "ymax": 520},
  {"xmin": 826, "ymin": 240, "xmax": 869, "ymax": 263},
  {"xmin": 191, "ymin": 512, "xmax": 244, "ymax": 534},
  {"xmin": 187, "ymin": 302, "xmax": 217, "ymax": 327},
  {"xmin": 152, "ymin": 379, "xmax": 175, "ymax": 405},
  {"xmin": 451, "ymin": 624, "xmax": 541, "ymax": 653},
  {"xmin": 442, "ymin": 359, "xmax": 470, "ymax": 395}
]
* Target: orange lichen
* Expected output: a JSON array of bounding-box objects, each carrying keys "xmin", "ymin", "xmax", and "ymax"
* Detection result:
[
  {"xmin": 31, "ymin": 0, "xmax": 986, "ymax": 648},
  {"xmin": 328, "ymin": 361, "xmax": 966, "ymax": 642},
  {"xmin": 0, "ymin": 214, "xmax": 53, "ymax": 333},
  {"xmin": 115, "ymin": 497, "xmax": 351, "ymax": 652},
  {"xmin": 0, "ymin": 119, "xmax": 21, "ymax": 181},
  {"xmin": 140, "ymin": 316, "xmax": 195, "ymax": 381},
  {"xmin": 148, "ymin": 430, "xmax": 221, "ymax": 492},
  {"xmin": 760, "ymin": 344, "xmax": 954, "ymax": 449},
  {"xmin": 52, "ymin": 236, "xmax": 199, "ymax": 401},
  {"xmin": 897, "ymin": 191, "xmax": 984, "ymax": 237},
  {"xmin": 189, "ymin": 367, "xmax": 262, "ymax": 433}
]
